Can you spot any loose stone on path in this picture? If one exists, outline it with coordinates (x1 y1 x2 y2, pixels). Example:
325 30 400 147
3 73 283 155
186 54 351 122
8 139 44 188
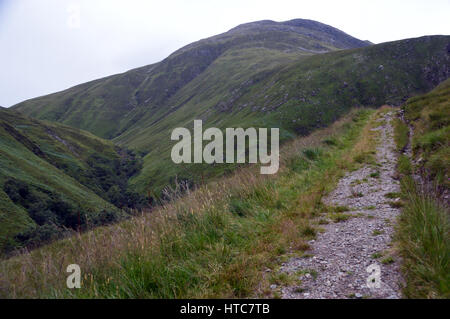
281 112 403 299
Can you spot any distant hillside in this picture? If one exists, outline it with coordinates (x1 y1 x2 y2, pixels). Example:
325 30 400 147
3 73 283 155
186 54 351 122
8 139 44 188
118 35 449 194
0 108 147 254
11 20 450 195
13 19 369 139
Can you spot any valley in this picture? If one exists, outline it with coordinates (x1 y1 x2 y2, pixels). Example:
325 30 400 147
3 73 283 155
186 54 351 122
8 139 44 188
0 18 448 299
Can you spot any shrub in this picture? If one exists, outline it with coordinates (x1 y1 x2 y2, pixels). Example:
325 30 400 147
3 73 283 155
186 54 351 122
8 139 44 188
229 197 253 217
15 223 69 249
85 149 147 209
302 148 322 161
397 155 412 176
414 127 448 153
287 157 309 173
322 137 338 146
393 118 409 152
299 222 317 238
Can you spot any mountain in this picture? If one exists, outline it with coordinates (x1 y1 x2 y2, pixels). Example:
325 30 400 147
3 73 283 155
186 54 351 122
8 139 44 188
11 20 450 195
0 108 147 254
13 19 369 139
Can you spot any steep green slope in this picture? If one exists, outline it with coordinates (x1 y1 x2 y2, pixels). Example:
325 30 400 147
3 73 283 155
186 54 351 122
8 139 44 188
13 19 370 139
11 21 450 196
393 80 449 298
403 78 450 189
116 36 449 194
0 108 145 254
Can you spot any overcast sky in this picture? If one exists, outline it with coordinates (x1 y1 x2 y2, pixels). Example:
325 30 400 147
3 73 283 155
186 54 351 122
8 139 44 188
1 0 449 107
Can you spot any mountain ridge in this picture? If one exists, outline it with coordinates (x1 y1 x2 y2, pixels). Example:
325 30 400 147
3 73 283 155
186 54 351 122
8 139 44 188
228 18 371 48
10 21 450 196
12 19 370 139
111 35 449 194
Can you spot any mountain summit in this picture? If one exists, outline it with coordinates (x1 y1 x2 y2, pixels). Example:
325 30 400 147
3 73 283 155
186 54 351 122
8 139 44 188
227 19 370 49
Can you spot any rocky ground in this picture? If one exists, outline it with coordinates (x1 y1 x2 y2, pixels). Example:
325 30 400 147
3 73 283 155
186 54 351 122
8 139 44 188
280 112 403 299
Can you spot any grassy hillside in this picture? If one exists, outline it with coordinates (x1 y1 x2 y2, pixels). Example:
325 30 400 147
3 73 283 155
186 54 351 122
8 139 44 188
393 81 449 298
13 19 369 139
404 78 450 188
0 108 382 298
0 108 146 255
118 36 450 195
11 22 450 197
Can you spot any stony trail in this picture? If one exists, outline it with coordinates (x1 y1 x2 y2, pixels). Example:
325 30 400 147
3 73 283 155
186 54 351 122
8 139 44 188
280 112 403 299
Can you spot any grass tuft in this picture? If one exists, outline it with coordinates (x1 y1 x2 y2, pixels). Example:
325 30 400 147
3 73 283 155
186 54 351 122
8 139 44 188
397 179 449 299
393 118 409 152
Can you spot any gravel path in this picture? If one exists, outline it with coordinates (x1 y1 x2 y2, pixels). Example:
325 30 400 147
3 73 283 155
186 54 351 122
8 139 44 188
280 112 403 299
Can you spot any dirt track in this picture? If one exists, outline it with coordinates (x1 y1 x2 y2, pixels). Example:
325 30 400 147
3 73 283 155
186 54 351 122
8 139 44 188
281 112 403 299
